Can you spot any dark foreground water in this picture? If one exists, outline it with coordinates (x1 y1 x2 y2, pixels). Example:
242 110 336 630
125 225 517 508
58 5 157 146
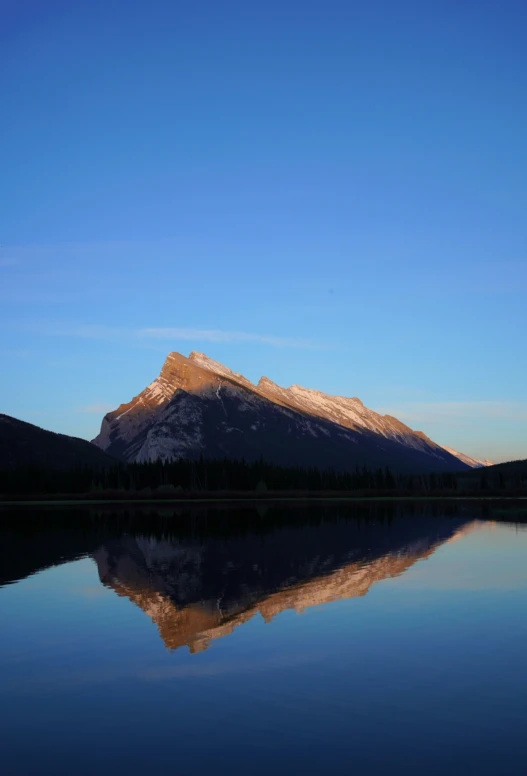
1 501 527 775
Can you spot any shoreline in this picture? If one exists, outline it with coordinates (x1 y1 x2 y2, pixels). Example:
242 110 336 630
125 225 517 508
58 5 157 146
2 493 527 507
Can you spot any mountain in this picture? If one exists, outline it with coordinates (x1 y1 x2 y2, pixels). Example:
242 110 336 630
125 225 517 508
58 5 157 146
0 413 115 470
441 446 493 469
92 351 474 474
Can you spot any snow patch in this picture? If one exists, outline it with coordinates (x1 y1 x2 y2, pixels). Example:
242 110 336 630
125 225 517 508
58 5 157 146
442 446 493 468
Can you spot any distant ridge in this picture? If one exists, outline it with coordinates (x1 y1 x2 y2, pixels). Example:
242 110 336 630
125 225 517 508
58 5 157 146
93 351 480 474
458 457 527 483
0 414 115 470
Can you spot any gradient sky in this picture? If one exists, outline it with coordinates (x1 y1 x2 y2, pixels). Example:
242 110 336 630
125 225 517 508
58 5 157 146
1 0 526 462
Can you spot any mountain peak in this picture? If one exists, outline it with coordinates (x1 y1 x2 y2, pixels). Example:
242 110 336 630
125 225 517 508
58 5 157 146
188 351 228 372
257 376 278 388
93 350 486 473
188 350 208 362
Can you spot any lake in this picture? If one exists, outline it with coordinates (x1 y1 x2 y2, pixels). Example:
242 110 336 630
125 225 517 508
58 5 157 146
1 500 527 775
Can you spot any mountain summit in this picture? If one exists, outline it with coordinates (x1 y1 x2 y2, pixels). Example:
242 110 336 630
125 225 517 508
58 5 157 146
92 351 480 473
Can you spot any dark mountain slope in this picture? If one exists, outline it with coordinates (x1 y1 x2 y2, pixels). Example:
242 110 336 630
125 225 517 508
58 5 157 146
0 414 116 470
457 457 527 488
93 351 471 474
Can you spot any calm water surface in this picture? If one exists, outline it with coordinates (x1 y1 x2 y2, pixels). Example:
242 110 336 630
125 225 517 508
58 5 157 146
1 502 527 775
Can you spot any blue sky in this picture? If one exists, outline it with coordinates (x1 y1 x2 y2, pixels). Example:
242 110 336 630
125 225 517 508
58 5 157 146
1 0 526 462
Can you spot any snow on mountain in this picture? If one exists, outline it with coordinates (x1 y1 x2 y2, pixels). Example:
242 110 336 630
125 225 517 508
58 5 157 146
441 446 493 469
92 351 482 473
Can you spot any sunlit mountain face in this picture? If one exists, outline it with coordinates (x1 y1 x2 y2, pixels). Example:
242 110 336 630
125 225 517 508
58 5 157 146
92 351 479 474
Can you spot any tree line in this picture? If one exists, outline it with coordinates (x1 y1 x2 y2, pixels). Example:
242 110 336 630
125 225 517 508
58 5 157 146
1 455 524 499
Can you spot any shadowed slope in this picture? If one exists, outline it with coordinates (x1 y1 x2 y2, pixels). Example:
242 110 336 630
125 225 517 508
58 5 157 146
0 414 115 470
93 351 471 474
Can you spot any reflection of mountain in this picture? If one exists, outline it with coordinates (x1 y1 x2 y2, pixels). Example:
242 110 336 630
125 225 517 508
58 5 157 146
94 516 476 653
0 527 103 588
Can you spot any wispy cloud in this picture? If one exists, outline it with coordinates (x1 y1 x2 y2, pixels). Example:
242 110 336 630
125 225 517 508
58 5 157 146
376 401 527 424
140 327 323 349
24 323 328 350
77 402 115 414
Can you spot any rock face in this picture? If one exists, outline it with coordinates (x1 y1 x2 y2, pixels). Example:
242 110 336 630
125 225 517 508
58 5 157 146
94 515 478 653
93 351 473 473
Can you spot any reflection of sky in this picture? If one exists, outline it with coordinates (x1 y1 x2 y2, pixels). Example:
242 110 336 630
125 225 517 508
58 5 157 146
392 523 527 591
3 524 527 673
2 523 527 774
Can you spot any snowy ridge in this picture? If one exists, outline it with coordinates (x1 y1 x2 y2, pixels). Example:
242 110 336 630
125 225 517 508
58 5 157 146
92 350 487 472
255 381 447 459
441 446 493 469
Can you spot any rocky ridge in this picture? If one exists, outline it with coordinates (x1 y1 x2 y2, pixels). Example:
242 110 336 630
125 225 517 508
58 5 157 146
93 351 483 473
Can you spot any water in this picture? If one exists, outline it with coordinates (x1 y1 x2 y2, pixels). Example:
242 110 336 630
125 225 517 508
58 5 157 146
1 501 527 775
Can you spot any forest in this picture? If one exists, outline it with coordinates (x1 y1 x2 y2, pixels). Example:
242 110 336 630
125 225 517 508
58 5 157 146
1 455 526 500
